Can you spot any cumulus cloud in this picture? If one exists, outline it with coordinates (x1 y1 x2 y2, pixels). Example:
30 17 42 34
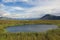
0 0 60 18
11 7 25 10
0 4 40 18
2 0 29 2
0 4 43 18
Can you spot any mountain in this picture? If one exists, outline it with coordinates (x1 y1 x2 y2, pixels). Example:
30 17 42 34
0 14 60 20
0 17 40 20
40 14 60 20
0 17 13 20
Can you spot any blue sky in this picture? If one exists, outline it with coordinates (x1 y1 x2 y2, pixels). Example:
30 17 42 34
0 0 60 18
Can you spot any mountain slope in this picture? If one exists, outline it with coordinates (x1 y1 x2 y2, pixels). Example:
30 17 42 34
40 14 60 20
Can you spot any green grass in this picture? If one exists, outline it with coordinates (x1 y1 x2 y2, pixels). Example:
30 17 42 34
0 20 60 40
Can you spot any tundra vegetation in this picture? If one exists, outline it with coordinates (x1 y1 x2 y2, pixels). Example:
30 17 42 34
0 20 60 40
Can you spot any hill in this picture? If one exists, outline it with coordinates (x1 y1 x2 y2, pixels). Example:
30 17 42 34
40 14 60 20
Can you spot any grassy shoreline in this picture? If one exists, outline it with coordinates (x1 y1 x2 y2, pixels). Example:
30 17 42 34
0 20 60 40
0 20 60 32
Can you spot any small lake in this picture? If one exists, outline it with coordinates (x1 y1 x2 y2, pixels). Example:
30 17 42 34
6 25 57 32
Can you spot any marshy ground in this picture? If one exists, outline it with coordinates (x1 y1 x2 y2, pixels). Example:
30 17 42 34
0 20 60 40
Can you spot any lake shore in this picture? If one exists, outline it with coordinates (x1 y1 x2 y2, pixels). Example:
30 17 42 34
0 20 60 40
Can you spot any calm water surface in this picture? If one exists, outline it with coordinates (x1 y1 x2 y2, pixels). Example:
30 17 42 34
6 25 57 32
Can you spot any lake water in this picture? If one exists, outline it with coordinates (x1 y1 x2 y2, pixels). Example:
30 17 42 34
6 25 57 32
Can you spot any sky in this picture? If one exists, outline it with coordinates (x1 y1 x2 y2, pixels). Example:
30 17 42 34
0 0 60 18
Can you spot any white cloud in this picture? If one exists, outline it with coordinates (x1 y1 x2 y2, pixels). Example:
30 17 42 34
0 9 10 17
25 0 60 15
1 0 60 18
8 13 38 18
2 0 29 2
0 4 42 18
18 0 29 2
2 0 16 2
11 7 25 10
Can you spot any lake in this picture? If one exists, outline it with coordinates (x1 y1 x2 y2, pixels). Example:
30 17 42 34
6 24 57 32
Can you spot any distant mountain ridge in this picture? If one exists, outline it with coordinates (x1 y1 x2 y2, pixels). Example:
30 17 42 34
0 14 60 20
40 14 60 20
0 17 13 20
0 17 40 20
